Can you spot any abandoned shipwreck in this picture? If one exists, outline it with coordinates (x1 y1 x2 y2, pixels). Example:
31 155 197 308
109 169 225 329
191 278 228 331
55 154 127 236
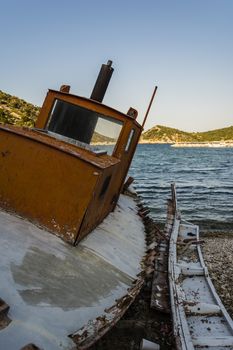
1 60 233 350
0 61 158 349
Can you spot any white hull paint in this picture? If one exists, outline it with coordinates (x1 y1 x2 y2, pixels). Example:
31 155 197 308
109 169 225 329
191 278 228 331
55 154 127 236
168 194 233 349
0 194 145 350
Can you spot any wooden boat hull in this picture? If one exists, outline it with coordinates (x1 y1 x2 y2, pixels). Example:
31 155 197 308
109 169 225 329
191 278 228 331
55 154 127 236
168 185 233 350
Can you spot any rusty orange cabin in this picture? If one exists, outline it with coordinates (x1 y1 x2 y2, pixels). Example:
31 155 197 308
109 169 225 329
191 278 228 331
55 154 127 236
0 61 145 244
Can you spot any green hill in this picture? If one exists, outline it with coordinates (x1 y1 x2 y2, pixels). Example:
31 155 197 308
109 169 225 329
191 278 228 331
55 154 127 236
0 90 40 127
141 125 197 143
91 132 115 144
195 126 233 141
141 125 233 143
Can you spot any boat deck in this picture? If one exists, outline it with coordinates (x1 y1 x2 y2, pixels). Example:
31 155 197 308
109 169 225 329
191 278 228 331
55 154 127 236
0 195 145 350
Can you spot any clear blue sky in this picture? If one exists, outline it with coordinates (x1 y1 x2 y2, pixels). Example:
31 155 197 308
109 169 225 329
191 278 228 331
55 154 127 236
1 0 233 131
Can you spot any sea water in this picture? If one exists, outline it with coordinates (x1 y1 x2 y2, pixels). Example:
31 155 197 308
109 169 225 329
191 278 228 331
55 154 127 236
129 144 233 229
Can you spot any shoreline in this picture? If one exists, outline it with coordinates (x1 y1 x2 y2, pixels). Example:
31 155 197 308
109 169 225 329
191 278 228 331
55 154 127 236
171 141 233 148
139 141 233 147
202 233 233 318
156 220 233 233
92 140 233 147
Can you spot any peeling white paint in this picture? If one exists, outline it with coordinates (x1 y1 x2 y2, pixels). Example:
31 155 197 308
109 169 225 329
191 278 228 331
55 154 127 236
169 218 233 350
0 194 145 350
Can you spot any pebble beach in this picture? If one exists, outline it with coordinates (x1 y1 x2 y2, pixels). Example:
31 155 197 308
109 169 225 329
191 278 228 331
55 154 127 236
202 233 233 318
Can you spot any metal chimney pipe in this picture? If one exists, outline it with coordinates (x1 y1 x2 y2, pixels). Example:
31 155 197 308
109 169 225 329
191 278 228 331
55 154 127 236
90 60 114 102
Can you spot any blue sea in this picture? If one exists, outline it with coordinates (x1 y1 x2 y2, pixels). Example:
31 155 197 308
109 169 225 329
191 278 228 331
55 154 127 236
129 144 233 229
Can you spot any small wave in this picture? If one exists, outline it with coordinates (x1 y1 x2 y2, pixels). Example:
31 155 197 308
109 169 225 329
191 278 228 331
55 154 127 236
130 144 233 224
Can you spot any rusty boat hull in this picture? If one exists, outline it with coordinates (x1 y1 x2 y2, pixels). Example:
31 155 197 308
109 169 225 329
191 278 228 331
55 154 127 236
0 61 156 349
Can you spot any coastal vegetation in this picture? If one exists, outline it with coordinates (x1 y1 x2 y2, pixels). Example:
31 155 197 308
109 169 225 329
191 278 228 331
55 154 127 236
0 90 39 127
91 132 115 144
141 125 233 143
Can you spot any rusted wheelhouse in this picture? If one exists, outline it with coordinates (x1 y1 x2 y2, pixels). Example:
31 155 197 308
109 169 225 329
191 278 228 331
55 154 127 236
0 62 158 350
0 61 143 244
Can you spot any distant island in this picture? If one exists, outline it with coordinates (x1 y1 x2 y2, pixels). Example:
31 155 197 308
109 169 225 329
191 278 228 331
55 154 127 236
1 90 233 146
91 132 115 144
140 125 233 145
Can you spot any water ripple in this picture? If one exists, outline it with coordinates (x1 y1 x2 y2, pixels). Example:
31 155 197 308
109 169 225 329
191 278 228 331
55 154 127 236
129 144 233 225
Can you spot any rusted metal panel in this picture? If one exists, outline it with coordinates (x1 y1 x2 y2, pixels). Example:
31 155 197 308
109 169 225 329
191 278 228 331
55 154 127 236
28 87 143 244
0 77 143 246
0 122 143 244
112 123 142 200
0 127 102 243
76 163 121 242
0 124 119 169
75 121 142 242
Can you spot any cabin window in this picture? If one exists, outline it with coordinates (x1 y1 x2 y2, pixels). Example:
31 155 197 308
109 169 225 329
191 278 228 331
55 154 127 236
125 129 135 152
46 99 123 155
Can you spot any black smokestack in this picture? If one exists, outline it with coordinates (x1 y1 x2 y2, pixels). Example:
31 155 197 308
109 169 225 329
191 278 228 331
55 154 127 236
90 60 114 102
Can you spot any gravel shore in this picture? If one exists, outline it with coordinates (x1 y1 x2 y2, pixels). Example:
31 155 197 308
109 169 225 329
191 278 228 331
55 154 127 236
89 231 233 349
202 233 233 318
